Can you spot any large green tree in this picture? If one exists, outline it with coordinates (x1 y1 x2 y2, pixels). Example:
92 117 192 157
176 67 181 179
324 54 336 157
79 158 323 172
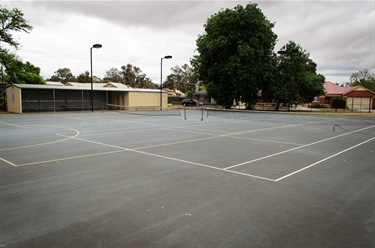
265 41 325 110
192 3 277 109
349 69 375 92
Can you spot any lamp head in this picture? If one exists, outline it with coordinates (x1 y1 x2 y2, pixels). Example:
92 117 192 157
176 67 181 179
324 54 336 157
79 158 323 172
92 44 102 49
163 55 172 59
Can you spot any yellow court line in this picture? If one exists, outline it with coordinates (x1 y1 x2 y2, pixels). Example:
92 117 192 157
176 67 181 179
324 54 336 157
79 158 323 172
0 126 80 151
0 157 17 167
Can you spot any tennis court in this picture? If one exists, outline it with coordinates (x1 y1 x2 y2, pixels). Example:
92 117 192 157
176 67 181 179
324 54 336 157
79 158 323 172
1 110 374 247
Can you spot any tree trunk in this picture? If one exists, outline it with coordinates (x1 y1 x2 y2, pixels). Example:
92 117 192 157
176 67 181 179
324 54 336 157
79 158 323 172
275 101 280 111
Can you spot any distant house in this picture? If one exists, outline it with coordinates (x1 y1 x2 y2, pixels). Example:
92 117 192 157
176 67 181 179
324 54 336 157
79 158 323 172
193 89 215 104
164 88 186 97
319 81 375 112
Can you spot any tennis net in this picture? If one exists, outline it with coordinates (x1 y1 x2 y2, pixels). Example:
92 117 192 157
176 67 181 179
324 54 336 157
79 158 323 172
104 104 181 116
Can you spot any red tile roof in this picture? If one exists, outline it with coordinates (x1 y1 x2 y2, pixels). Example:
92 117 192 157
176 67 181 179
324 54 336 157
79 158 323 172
324 81 355 96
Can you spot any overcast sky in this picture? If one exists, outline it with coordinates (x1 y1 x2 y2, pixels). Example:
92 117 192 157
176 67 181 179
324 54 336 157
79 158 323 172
3 0 374 85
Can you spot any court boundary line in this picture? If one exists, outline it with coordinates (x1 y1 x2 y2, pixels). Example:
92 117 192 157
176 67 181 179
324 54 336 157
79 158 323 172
2 121 306 170
274 137 375 181
54 134 276 182
224 125 375 170
2 118 373 183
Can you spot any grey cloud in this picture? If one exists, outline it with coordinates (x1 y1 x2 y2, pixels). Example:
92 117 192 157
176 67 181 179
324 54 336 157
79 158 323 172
31 1 215 28
6 0 375 84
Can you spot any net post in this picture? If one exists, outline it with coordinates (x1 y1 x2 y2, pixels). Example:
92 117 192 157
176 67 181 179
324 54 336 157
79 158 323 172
184 106 187 120
201 107 204 121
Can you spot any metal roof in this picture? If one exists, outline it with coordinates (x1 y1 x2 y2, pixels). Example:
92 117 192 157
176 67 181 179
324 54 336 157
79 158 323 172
9 84 163 93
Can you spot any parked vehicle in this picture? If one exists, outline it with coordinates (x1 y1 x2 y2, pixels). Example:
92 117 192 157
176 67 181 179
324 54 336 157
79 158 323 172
181 99 202 107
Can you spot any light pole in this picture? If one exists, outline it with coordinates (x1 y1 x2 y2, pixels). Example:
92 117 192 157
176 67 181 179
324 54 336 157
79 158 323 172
277 48 298 111
160 55 172 110
90 43 102 112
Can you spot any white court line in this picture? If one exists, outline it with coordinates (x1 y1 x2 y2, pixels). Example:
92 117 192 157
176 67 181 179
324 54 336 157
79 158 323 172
0 121 26 128
223 135 304 146
57 134 276 182
224 125 375 170
56 125 374 183
169 127 304 146
275 137 375 181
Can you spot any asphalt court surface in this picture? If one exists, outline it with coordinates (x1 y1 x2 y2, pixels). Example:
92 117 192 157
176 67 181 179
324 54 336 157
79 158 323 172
0 110 374 247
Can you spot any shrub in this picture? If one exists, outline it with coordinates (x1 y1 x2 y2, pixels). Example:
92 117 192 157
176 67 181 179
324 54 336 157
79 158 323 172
311 103 327 108
331 98 347 109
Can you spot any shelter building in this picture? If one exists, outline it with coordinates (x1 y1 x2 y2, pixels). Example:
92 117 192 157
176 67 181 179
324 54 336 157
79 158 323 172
6 83 167 114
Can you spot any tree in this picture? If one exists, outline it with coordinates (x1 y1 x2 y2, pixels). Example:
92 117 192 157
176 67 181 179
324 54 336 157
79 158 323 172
1 6 42 110
1 6 40 85
299 72 325 103
1 6 33 49
121 64 140 87
103 64 155 88
165 64 198 94
48 68 76 84
77 71 90 83
120 64 155 88
0 50 44 85
265 41 325 110
103 67 122 83
349 69 375 92
192 3 277 109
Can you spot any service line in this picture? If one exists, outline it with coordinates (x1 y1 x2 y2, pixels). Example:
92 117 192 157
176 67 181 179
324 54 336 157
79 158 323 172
224 125 375 170
274 137 375 181
58 134 276 182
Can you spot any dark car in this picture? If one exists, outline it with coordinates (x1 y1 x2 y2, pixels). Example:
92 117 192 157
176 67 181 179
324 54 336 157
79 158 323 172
181 99 202 107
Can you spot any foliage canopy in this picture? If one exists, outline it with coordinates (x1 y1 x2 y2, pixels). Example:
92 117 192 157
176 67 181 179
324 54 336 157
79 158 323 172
264 41 325 110
1 7 33 49
192 3 277 109
164 64 198 94
349 69 375 92
0 6 44 85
